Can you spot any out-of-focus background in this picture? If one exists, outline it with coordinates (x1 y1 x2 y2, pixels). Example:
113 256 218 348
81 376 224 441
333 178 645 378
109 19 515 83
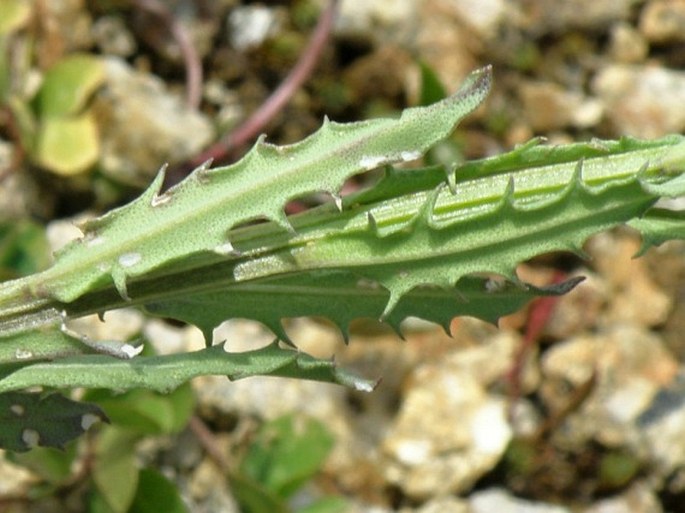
1 1 685 512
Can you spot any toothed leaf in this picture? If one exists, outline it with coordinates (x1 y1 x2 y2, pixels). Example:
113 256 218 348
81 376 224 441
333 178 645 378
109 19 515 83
0 342 375 394
629 208 685 256
145 273 584 342
27 67 492 303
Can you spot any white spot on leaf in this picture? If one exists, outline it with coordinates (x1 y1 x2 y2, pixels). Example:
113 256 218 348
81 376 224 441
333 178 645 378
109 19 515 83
400 150 422 162
10 404 24 416
86 235 105 247
118 252 142 268
81 413 101 430
22 429 40 448
353 380 376 393
121 343 143 359
214 241 237 256
15 349 33 360
360 155 386 170
151 193 171 207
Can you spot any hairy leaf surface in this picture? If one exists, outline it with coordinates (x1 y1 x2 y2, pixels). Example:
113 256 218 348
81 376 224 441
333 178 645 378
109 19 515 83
21 67 491 303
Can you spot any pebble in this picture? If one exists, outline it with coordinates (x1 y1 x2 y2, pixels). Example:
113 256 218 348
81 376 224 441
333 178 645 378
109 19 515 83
518 80 603 131
335 0 419 44
592 64 685 138
92 57 214 186
381 334 517 499
228 5 284 51
583 481 663 513
639 0 685 43
586 232 672 328
541 324 679 448
518 0 634 34
470 488 571 513
608 23 649 63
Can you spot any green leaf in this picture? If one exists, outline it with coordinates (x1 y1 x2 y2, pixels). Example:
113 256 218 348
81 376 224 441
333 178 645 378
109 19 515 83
129 468 188 513
229 471 288 513
84 382 194 435
0 342 376 394
36 54 105 117
240 415 334 498
227 138 685 316
298 497 349 513
27 67 492 302
0 391 108 452
629 208 685 256
8 444 78 484
0 327 89 364
0 220 51 278
146 273 583 342
35 112 100 175
92 426 139 513
418 61 447 106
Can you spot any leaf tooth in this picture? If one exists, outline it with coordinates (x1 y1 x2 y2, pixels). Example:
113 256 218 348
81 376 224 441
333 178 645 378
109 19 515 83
140 163 168 203
444 162 457 194
420 184 444 230
513 136 547 153
110 268 130 301
213 240 241 257
367 211 379 234
267 320 294 347
380 275 417 320
266 208 295 234
503 175 516 206
189 158 214 183
149 164 174 207
328 191 343 212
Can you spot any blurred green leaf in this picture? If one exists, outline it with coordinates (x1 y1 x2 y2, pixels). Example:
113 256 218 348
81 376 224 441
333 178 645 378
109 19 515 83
36 54 105 117
229 471 288 513
0 0 31 35
240 415 334 499
0 392 108 452
35 111 100 175
92 426 139 513
418 60 447 106
0 220 51 278
298 496 348 513
8 444 77 484
84 382 195 436
129 468 188 513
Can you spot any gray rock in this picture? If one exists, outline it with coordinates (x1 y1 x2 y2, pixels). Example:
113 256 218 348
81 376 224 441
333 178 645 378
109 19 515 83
541 324 678 448
92 57 214 186
228 5 285 51
638 371 685 485
592 64 685 138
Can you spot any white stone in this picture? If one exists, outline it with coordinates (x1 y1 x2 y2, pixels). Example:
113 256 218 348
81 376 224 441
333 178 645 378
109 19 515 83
470 488 571 513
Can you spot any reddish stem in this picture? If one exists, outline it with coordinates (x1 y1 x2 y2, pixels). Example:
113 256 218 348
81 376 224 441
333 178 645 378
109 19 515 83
134 0 203 109
185 0 339 171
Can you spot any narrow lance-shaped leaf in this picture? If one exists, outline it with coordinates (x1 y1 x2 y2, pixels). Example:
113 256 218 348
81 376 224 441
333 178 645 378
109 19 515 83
0 342 376 394
229 136 685 315
9 67 491 304
145 272 584 343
